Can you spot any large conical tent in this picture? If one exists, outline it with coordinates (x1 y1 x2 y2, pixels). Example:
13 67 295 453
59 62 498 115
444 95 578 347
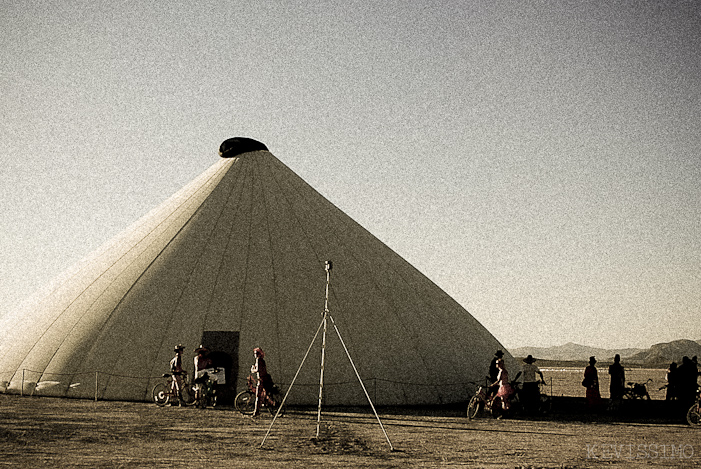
0 139 512 405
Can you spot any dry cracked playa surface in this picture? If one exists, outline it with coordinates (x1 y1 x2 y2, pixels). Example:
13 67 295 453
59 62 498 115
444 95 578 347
0 395 698 468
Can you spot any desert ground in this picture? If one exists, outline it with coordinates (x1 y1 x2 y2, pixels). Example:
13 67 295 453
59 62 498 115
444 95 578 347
1 392 698 468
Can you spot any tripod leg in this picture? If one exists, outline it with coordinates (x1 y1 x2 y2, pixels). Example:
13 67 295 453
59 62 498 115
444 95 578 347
329 314 395 451
260 316 325 448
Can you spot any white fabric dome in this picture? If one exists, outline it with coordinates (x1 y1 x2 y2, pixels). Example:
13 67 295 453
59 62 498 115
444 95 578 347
0 148 511 404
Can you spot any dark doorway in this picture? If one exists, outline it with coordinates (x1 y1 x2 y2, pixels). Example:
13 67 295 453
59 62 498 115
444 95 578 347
200 331 239 404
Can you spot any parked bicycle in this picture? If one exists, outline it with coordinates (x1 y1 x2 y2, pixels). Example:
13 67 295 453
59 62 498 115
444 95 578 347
152 372 196 407
467 382 494 419
193 370 219 409
512 380 552 415
623 379 652 400
234 374 284 416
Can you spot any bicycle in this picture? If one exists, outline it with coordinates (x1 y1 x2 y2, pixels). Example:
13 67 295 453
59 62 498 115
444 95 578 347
193 370 219 409
622 379 652 400
152 372 196 407
234 374 284 416
513 380 551 415
466 383 492 419
467 377 511 419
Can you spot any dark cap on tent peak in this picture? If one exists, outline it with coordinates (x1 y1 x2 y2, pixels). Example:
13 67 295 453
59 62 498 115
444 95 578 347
219 137 268 157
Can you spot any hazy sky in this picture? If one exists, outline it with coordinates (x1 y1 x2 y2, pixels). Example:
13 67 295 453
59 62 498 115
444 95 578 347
2 1 699 349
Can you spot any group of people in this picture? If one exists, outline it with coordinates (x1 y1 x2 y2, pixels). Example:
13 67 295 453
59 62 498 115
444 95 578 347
664 356 700 406
582 354 700 411
487 350 545 415
486 349 701 417
168 344 274 416
168 344 214 405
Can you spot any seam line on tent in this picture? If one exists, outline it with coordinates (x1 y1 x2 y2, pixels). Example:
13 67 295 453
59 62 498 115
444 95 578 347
60 159 235 395
146 156 247 391
198 153 250 334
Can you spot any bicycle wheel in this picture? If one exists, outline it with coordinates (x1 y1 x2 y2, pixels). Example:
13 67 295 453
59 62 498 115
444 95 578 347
467 396 482 419
152 383 169 407
490 397 504 419
687 404 701 427
193 389 205 409
267 397 286 417
235 390 255 415
181 384 196 406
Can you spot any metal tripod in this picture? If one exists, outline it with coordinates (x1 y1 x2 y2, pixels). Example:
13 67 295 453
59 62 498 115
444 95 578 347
260 261 394 450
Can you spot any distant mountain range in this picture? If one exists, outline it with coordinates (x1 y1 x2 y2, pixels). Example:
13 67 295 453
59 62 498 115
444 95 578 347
509 339 701 366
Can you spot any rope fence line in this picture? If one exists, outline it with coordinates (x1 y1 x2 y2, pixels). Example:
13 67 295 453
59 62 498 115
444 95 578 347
3 368 665 401
0 368 479 403
0 369 624 401
0 369 477 387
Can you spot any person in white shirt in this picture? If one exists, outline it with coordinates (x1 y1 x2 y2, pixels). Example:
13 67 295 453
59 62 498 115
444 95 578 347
521 355 544 413
169 344 186 405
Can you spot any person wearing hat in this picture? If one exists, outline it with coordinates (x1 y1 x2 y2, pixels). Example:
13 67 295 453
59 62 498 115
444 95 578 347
194 345 213 381
583 356 602 411
193 345 213 403
488 350 505 398
521 355 545 413
169 344 187 405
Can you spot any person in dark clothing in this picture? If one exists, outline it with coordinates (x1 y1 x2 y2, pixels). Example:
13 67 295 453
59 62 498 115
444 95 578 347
488 350 504 398
608 354 625 400
583 356 602 411
678 356 699 407
664 362 678 401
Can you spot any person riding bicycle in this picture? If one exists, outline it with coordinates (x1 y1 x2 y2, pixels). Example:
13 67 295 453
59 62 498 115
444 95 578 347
169 344 187 405
251 347 275 417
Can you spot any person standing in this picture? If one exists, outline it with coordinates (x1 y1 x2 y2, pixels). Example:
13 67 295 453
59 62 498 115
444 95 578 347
488 350 504 397
251 347 274 417
193 345 213 402
521 355 544 413
491 358 514 413
677 356 698 407
664 362 678 401
583 356 602 411
608 354 626 401
194 345 213 381
169 344 186 405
